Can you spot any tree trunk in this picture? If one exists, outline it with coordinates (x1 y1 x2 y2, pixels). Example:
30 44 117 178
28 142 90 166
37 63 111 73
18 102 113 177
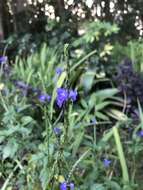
103 0 112 21
0 4 4 40
52 0 66 22
1 0 14 38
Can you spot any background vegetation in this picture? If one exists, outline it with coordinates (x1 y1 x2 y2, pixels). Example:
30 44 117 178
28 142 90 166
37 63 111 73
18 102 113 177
0 0 143 190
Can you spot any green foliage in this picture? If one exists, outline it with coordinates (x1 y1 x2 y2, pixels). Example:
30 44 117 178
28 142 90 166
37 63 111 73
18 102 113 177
71 21 118 80
112 40 143 72
75 21 119 45
0 24 143 190
1 0 142 42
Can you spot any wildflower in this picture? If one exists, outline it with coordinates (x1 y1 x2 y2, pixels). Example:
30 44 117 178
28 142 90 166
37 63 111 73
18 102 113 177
90 118 96 125
103 158 111 167
0 56 7 64
56 88 78 108
53 127 61 136
137 130 143 137
56 67 63 76
69 182 75 190
60 182 67 190
38 93 51 103
56 88 68 108
69 90 77 102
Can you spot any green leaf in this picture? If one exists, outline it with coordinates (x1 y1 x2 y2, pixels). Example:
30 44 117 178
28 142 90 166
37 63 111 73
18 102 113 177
3 141 19 159
137 99 143 129
72 132 84 156
21 116 34 126
107 109 127 121
40 167 49 190
96 101 111 111
96 111 109 120
90 184 105 190
113 125 129 183
95 88 119 101
80 99 88 108
40 43 47 69
105 180 121 190
81 71 95 92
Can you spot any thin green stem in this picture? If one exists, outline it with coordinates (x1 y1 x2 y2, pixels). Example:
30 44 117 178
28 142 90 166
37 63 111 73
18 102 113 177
44 106 50 163
67 149 90 182
93 124 96 147
1 159 24 190
0 92 8 112
64 44 70 143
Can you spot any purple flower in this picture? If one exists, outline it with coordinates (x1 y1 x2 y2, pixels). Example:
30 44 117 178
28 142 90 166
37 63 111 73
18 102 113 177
53 127 61 136
38 93 51 103
69 182 75 190
56 88 68 108
0 56 7 64
137 130 143 137
103 159 111 167
56 67 63 76
60 182 67 190
69 90 77 102
56 88 78 108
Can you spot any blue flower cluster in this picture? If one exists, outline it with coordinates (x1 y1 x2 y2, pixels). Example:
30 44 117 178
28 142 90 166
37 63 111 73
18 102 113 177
56 67 64 76
0 56 7 64
38 93 51 103
103 158 111 167
14 80 51 103
137 130 143 137
60 182 74 190
56 88 68 108
53 127 62 136
56 88 77 108
14 80 77 108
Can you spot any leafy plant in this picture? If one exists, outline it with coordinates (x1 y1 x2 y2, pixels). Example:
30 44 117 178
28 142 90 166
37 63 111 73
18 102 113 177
0 29 143 190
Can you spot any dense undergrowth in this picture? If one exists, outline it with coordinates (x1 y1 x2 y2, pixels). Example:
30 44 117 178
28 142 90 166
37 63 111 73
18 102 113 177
0 21 143 190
